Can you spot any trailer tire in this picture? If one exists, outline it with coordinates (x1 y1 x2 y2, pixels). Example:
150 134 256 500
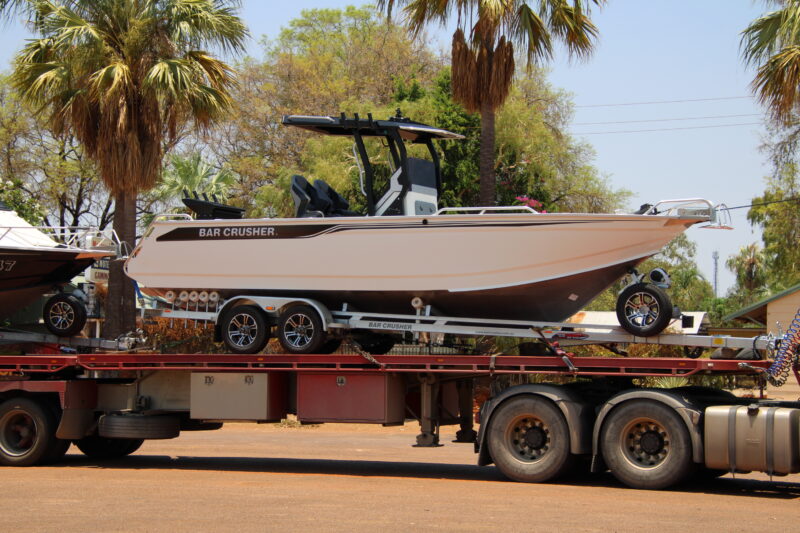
0 398 59 466
75 435 144 459
277 304 326 354
487 396 573 483
98 414 180 440
42 401 71 463
220 305 269 354
43 293 87 337
616 283 672 337
601 400 695 489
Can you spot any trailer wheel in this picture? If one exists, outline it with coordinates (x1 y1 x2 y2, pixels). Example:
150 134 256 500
99 414 180 440
0 398 59 466
487 396 573 483
277 304 326 354
601 400 694 489
616 283 672 337
43 293 87 337
220 305 269 354
75 435 144 459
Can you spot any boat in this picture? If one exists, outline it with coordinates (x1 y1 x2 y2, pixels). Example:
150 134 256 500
125 113 724 337
0 202 116 335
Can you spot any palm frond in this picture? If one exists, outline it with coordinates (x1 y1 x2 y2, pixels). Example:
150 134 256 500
752 44 800 123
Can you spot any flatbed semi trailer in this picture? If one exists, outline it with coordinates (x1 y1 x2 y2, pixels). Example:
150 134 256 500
0 351 798 490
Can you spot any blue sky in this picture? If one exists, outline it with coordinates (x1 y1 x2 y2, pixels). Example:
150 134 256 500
0 1 774 294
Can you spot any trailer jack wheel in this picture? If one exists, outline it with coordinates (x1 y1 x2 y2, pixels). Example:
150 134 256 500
616 283 672 337
487 396 573 483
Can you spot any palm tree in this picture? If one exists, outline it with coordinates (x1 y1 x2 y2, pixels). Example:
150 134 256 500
742 1 800 124
156 153 236 204
379 0 604 205
727 243 768 296
1 0 246 335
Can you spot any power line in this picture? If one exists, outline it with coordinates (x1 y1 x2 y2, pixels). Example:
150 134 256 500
576 96 753 108
573 113 761 126
571 122 762 135
722 197 800 211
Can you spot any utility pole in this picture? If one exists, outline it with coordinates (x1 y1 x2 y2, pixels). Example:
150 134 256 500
712 250 719 297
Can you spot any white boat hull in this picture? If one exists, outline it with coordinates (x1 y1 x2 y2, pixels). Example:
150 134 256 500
126 213 700 321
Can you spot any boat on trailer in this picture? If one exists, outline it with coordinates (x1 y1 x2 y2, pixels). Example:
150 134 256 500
125 113 728 352
0 202 117 336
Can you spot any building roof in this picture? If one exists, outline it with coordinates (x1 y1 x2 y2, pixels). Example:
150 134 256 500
723 282 800 325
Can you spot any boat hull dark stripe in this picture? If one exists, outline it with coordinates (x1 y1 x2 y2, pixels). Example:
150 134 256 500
155 219 593 242
169 260 642 322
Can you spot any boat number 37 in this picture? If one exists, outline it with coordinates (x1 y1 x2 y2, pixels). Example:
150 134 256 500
0 260 16 272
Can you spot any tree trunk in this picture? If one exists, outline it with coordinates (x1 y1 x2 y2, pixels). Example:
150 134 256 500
478 102 496 206
103 190 137 338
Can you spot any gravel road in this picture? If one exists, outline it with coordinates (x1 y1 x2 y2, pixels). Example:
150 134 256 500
3 421 799 533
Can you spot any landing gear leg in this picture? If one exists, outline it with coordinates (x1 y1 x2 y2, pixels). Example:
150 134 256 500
455 379 477 443
414 374 441 447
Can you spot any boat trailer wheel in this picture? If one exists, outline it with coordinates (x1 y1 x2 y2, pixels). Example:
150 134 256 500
615 283 672 337
220 305 269 354
278 304 326 354
42 293 88 337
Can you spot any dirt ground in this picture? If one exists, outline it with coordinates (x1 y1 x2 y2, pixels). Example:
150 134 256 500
3 420 799 533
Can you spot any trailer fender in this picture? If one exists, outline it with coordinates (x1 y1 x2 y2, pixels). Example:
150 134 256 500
217 296 333 332
476 384 594 466
591 389 704 470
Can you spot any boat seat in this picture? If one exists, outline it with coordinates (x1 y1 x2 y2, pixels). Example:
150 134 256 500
291 175 329 218
313 179 360 217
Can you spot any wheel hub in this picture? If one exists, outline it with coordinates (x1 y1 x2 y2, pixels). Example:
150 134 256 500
509 416 550 462
639 431 664 455
228 313 257 347
523 427 547 449
621 418 670 468
0 411 36 457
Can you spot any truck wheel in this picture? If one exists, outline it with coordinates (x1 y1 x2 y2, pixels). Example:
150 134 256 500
42 401 71 463
616 283 672 337
0 398 59 466
99 414 180 440
277 304 326 354
43 293 87 337
487 396 573 483
75 435 144 459
601 400 695 489
220 305 269 354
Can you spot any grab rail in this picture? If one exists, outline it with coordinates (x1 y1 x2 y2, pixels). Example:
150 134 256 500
435 206 538 215
0 225 118 253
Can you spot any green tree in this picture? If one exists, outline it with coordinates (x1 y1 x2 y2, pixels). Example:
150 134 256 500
747 166 800 289
379 0 604 205
2 0 247 335
725 243 769 309
742 0 800 124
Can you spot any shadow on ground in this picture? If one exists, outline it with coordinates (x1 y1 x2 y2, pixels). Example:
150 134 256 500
48 454 800 498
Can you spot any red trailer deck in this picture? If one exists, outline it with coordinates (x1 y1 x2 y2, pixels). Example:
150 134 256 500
0 350 797 490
